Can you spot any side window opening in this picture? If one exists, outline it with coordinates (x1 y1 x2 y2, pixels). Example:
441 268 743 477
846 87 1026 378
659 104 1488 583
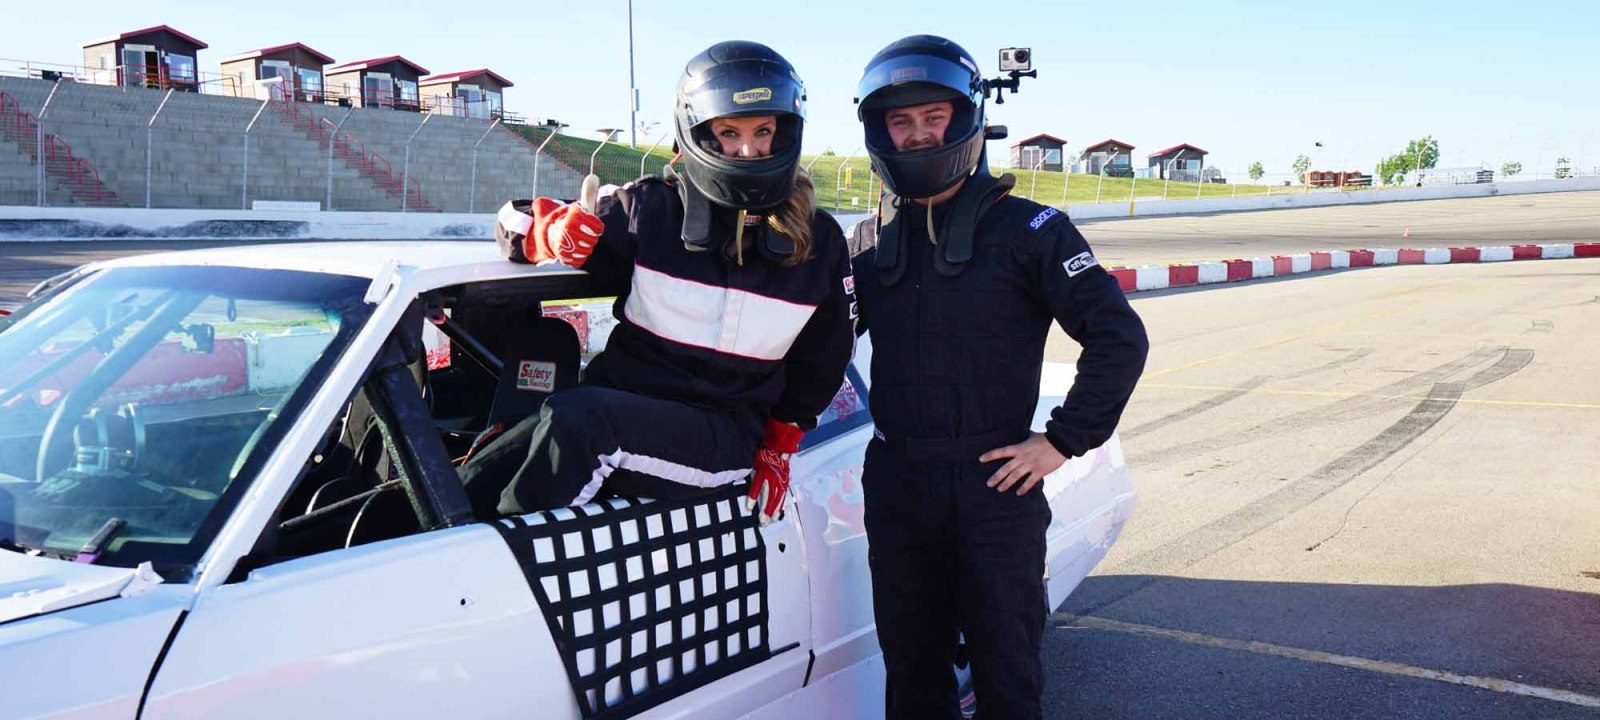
242 278 611 571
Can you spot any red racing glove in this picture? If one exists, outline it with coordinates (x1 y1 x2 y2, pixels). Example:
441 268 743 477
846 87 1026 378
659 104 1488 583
748 418 804 527
495 197 603 268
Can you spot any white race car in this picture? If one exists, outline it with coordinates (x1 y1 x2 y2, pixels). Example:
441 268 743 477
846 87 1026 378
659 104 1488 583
0 242 1136 720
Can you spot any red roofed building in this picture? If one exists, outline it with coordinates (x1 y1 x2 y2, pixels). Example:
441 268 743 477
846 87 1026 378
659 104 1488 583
219 42 336 102
420 69 513 119
80 25 208 91
1083 139 1135 177
1147 143 1209 181
325 56 431 111
1009 133 1068 171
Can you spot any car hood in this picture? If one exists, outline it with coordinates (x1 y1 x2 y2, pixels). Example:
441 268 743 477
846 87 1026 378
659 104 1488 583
0 551 165 625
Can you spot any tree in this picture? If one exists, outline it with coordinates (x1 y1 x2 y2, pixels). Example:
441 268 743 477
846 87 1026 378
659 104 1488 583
1374 136 1442 185
1292 154 1312 183
1500 161 1522 178
1248 161 1265 182
1376 155 1407 185
821 148 837 157
1405 136 1441 170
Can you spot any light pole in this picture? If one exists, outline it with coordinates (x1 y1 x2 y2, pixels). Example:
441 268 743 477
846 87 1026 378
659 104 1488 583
1338 142 1360 190
1162 148 1187 200
1305 141 1323 195
628 0 638 148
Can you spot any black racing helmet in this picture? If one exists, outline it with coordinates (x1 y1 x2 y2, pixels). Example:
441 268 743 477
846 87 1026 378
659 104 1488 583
673 41 806 211
855 35 987 199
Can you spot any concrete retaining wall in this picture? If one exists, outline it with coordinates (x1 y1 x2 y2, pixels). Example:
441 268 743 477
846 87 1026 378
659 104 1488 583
3 179 1597 242
0 205 492 240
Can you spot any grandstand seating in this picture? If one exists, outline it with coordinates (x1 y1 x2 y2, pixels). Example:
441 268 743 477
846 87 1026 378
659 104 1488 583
0 75 585 212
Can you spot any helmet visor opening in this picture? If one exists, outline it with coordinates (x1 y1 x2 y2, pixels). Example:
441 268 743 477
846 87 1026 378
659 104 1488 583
856 54 982 113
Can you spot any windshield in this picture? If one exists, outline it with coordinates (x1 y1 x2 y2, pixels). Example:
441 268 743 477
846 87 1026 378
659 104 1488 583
0 265 372 578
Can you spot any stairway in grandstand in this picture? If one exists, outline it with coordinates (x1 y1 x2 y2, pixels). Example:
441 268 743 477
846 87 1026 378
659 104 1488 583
269 100 440 212
0 89 126 207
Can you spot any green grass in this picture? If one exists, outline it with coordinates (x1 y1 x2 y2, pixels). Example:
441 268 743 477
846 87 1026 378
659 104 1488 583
801 154 1395 214
508 126 679 187
495 130 1393 216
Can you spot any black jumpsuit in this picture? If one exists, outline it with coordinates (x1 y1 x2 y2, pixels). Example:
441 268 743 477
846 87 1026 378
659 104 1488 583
852 196 1148 720
461 178 856 517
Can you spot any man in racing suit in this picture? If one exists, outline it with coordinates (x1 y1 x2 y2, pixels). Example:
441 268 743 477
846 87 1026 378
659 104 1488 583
850 35 1149 719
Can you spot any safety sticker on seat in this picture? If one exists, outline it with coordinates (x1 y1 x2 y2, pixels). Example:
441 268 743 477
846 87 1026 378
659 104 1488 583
517 360 557 393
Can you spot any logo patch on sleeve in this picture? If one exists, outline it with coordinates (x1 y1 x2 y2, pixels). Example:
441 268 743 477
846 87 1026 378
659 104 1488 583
517 360 557 393
1064 251 1099 277
1029 207 1060 230
843 275 856 294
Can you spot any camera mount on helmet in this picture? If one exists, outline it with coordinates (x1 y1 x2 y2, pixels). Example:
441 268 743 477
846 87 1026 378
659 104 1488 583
985 68 1038 105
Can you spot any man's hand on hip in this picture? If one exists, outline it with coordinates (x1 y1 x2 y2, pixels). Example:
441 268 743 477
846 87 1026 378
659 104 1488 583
980 432 1067 496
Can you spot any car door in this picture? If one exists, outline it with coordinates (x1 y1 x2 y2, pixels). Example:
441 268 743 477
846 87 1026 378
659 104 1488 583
148 286 815 720
141 522 562 720
142 309 564 720
789 358 878 684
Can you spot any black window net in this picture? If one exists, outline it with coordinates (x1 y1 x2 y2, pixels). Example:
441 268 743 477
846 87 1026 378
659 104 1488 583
492 483 777 718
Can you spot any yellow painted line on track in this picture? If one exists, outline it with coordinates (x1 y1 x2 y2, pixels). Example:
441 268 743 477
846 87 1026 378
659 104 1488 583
1060 615 1600 709
1139 382 1600 411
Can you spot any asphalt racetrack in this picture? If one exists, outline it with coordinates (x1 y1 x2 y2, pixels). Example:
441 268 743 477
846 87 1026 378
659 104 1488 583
1040 200 1600 717
3 191 1597 307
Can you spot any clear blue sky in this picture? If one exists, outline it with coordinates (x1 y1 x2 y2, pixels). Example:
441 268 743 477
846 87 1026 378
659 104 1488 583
8 0 1598 177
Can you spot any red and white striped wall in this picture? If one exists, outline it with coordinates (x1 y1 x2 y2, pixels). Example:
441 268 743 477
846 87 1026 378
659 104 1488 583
1105 242 1600 293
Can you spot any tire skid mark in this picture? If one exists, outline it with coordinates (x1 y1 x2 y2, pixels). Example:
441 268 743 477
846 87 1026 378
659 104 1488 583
1129 347 1503 466
1277 347 1376 382
1123 348 1377 443
1464 349 1534 391
1075 348 1536 616
1126 376 1270 440
1069 382 1468 617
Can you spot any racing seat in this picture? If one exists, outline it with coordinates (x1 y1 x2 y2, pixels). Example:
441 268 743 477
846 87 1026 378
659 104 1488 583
461 316 582 458
484 316 581 433
458 316 581 518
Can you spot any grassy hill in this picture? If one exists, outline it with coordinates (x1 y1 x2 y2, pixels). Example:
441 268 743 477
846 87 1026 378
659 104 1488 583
799 154 1374 213
507 126 679 186
499 127 1374 214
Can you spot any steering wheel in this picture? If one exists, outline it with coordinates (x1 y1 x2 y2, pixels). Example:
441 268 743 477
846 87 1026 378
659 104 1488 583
36 402 144 482
37 395 84 483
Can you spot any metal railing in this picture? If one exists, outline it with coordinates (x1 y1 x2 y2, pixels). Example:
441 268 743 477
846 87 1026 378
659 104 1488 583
0 87 117 206
2 55 1594 215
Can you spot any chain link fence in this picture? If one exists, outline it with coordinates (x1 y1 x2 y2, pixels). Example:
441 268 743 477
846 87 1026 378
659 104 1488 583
809 157 1600 218
1 65 1595 217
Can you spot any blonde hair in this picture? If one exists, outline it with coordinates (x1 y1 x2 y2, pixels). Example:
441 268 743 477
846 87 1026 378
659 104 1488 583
767 169 815 267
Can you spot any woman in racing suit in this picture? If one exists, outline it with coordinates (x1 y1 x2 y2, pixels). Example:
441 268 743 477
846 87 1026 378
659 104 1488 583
460 41 855 526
